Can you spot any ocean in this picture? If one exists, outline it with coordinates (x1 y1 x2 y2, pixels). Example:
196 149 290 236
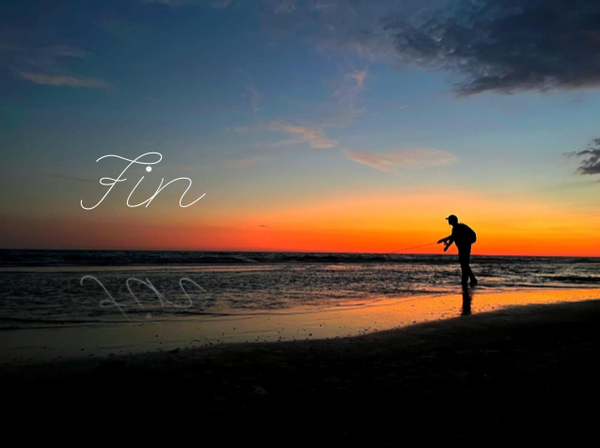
2 249 600 331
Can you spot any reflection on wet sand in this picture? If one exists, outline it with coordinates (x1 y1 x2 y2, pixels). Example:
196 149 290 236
462 286 474 316
2 288 599 364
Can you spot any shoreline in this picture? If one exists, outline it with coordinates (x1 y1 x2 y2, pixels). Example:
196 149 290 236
3 298 600 445
3 287 600 364
3 252 600 272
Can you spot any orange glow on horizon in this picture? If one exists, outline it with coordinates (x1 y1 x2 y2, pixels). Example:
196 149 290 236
3 188 600 257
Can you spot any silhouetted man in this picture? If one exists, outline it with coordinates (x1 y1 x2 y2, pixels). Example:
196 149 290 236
438 215 478 288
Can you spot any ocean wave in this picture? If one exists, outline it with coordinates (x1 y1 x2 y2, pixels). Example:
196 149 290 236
3 249 600 268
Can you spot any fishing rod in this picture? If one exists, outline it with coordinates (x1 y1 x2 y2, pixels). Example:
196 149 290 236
387 242 439 254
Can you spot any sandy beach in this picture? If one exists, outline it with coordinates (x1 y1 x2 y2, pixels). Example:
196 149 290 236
4 294 600 447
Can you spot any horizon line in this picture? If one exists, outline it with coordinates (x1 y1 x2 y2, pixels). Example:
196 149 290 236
1 247 599 259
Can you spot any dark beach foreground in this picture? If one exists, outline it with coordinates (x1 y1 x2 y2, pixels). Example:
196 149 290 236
4 299 600 447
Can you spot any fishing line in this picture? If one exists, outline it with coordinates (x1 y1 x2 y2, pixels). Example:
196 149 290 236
388 242 439 254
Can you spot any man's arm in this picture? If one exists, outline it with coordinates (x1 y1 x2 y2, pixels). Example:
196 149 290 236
443 238 454 252
438 231 455 251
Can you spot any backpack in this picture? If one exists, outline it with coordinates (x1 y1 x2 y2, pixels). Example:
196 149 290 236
466 225 477 244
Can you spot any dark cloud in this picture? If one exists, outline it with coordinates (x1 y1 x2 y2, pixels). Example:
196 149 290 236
384 0 600 95
568 138 600 175
271 0 600 96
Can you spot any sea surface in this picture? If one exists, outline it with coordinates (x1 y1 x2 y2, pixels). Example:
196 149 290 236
1 250 600 331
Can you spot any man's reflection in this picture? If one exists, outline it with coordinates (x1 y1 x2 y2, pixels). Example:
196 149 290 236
461 285 475 316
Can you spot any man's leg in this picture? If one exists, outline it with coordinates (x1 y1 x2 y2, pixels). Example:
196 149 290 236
466 246 477 284
459 248 477 286
466 264 477 285
459 251 469 286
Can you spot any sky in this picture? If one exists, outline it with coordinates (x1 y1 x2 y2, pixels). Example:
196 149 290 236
2 0 600 256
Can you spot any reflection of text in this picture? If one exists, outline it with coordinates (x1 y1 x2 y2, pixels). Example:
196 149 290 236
80 275 206 321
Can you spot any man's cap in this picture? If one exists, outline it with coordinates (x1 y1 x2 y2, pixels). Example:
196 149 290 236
445 214 458 221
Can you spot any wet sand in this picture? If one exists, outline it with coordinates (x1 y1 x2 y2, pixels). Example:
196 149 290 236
3 287 600 363
3 295 600 447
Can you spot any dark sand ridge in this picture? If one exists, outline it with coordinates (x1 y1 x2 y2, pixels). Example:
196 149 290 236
3 294 600 446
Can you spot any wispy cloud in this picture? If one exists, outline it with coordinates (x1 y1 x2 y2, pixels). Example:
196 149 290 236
226 158 259 168
324 69 367 127
344 148 457 172
2 44 87 63
274 0 298 14
333 69 366 100
43 45 87 58
264 0 406 63
2 42 107 89
268 122 338 148
18 72 110 88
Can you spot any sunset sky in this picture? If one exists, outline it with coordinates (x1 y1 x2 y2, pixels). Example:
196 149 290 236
2 0 600 256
